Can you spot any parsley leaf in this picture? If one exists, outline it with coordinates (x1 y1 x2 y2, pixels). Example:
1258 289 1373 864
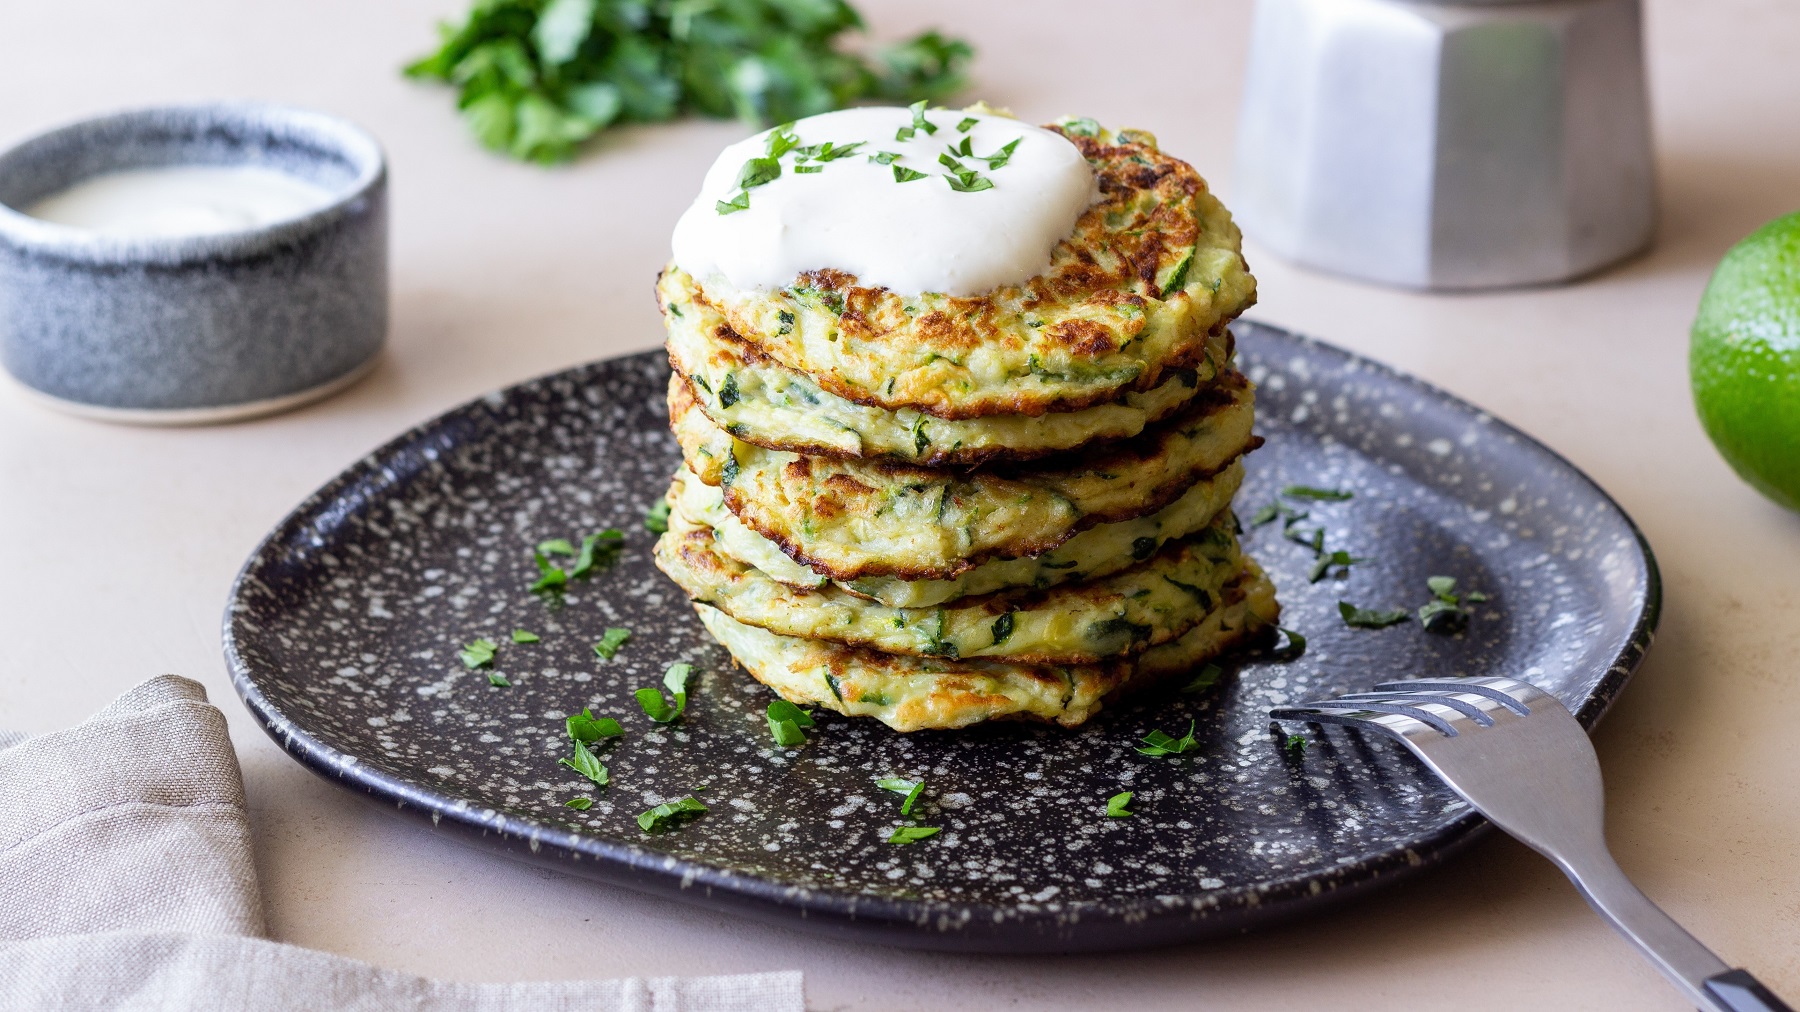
1285 733 1308 752
636 662 692 723
1282 485 1353 501
1180 662 1223 694
869 150 901 165
907 99 938 136
978 137 1021 169
566 707 623 743
716 191 750 215
944 172 994 193
735 156 781 190
876 777 925 816
487 672 512 687
638 796 707 833
1308 550 1367 583
1105 790 1134 818
886 826 941 844
767 699 814 746
511 628 540 643
1271 625 1307 659
1427 575 1459 600
1339 601 1410 628
1136 720 1199 757
459 638 499 668
956 116 977 132
559 738 609 786
644 497 670 534
530 551 569 593
893 165 926 183
569 529 623 578
593 627 632 659
564 796 593 810
537 538 577 556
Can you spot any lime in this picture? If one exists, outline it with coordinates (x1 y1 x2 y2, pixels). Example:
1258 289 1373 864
1690 210 1800 512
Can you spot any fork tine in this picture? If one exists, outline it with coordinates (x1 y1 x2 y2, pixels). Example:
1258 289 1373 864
1332 690 1497 726
1372 678 1534 715
1272 699 1459 736
1265 707 1428 737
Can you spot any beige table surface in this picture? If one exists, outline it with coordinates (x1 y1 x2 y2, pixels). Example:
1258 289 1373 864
2 1 1797 1008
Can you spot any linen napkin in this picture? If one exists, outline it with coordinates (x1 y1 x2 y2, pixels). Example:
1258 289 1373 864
0 675 804 1011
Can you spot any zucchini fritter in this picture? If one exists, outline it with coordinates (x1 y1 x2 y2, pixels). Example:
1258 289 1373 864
658 120 1255 420
692 558 1279 731
670 370 1258 581
664 279 1231 466
656 505 1246 665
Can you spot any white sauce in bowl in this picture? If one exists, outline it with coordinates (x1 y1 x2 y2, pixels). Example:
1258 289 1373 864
24 165 335 237
671 107 1098 297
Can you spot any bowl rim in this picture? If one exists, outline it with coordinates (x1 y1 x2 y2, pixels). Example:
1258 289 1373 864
0 100 386 267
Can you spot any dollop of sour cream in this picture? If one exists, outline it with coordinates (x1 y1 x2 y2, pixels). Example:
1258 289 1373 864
671 107 1098 297
24 164 335 238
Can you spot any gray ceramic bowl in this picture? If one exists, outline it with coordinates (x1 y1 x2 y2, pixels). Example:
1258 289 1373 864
0 103 387 424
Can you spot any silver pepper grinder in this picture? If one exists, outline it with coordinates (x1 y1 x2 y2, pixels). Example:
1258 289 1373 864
1232 0 1655 290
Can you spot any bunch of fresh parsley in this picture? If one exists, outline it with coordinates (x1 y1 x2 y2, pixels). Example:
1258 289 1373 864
404 0 974 163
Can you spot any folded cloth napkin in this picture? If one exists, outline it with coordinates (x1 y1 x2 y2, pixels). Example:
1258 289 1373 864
0 675 804 1011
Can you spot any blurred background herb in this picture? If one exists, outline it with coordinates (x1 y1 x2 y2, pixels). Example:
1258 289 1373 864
404 0 974 164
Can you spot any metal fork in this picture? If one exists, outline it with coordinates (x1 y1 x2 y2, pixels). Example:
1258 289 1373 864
1270 677 1791 1012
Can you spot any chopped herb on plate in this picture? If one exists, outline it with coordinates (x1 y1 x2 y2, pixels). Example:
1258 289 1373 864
644 497 671 534
1339 601 1410 629
876 777 925 816
559 738 609 787
1106 791 1134 818
638 796 707 833
487 672 512 687
592 627 631 659
636 662 692 723
1137 720 1199 757
1285 733 1308 752
1282 485 1354 502
510 629 540 643
886 826 940 845
1180 663 1224 694
459 638 498 668
1308 550 1367 583
566 708 623 743
1271 626 1308 659
564 797 593 810
767 699 814 746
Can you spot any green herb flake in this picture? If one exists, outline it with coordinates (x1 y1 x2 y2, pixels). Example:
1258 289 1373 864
1285 733 1308 752
1136 720 1199 757
636 662 692 723
736 156 782 190
529 551 569 593
487 671 512 687
980 137 1021 169
592 626 632 659
956 116 978 132
869 150 902 165
537 538 577 556
564 796 593 810
644 497 671 534
907 99 938 136
944 172 994 193
1308 550 1367 583
793 164 822 174
569 529 624 578
767 699 814 746
1339 601 1410 629
1180 662 1223 694
459 638 499 669
1063 117 1101 137
876 777 926 816
1427 575 1459 601
559 738 609 787
1272 626 1308 659
1419 599 1467 633
989 611 1015 647
716 192 750 215
511 628 540 644
1106 790 1134 818
637 796 707 833
886 826 941 845
566 708 624 742
1283 485 1353 502
893 165 927 183
1249 503 1281 526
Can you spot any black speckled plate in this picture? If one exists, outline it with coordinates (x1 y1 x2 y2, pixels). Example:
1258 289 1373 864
223 321 1658 952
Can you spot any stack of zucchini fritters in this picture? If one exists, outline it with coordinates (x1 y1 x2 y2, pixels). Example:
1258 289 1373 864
654 119 1279 732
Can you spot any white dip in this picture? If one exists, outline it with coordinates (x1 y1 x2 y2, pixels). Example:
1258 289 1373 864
25 164 335 237
671 107 1098 297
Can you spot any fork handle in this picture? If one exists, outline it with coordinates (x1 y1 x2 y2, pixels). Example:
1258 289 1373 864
1553 848 1793 1012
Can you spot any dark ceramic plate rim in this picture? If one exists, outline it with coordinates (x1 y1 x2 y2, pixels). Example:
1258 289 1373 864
223 322 1660 950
